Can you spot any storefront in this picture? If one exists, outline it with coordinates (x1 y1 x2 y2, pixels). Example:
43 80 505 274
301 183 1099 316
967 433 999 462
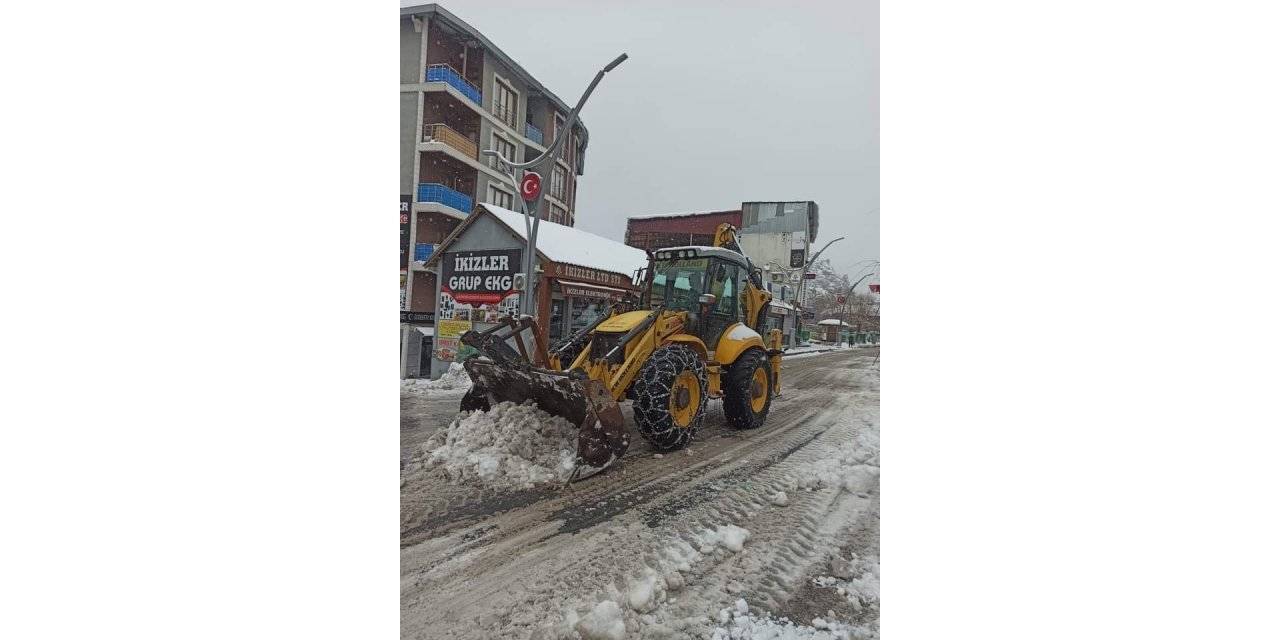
767 299 799 348
408 203 647 379
547 279 629 346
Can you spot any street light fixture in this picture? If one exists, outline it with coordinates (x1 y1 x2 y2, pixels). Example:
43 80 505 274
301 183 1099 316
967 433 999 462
482 52 629 316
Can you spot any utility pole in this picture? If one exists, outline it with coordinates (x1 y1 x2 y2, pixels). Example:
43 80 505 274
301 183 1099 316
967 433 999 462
482 53 628 317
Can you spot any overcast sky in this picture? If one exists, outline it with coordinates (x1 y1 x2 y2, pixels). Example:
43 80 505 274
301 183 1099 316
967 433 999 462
402 0 879 288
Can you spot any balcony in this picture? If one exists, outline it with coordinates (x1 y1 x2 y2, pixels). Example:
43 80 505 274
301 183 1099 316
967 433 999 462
414 243 437 262
425 64 481 106
417 183 473 214
421 123 477 160
524 121 544 145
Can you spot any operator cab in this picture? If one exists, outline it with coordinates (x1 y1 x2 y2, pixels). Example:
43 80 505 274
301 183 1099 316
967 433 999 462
649 246 753 347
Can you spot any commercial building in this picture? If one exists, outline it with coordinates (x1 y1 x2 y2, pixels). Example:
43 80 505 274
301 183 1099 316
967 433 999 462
400 4 591 367
624 210 743 252
406 204 648 379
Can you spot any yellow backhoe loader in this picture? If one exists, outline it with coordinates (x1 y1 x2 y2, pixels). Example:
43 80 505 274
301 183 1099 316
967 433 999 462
458 223 784 480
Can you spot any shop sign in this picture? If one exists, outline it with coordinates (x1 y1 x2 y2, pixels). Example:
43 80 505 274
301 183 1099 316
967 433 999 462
563 284 619 301
551 263 628 288
440 248 522 305
400 311 435 323
434 318 473 362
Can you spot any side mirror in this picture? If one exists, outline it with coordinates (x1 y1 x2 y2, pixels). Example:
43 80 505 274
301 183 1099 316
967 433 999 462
632 267 647 289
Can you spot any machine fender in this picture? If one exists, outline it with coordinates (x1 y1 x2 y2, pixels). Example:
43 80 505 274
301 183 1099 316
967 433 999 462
662 334 709 361
714 323 768 367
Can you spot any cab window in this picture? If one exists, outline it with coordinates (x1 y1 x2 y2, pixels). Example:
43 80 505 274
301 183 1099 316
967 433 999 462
709 262 741 318
650 258 708 312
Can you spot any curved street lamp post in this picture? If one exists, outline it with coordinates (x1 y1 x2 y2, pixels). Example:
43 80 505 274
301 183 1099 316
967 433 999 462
482 53 629 317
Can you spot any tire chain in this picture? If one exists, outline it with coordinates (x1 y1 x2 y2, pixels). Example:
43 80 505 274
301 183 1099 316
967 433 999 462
633 345 709 451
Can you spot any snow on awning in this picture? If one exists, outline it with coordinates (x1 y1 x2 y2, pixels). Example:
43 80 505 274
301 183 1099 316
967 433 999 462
417 326 434 337
481 204 649 278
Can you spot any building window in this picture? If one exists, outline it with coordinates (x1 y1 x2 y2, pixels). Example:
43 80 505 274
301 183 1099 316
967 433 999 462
551 164 567 201
492 77 518 128
487 185 514 210
490 134 515 171
551 204 568 225
553 112 565 144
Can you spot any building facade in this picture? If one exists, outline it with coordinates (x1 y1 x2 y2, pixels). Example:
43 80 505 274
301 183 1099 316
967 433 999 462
736 201 820 306
624 210 743 252
400 4 590 372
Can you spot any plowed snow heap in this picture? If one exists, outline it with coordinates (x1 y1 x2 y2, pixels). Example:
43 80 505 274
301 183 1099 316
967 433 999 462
420 401 579 490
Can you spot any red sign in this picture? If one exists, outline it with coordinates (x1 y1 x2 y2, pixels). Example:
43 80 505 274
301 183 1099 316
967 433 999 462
520 172 542 200
803 273 816 280
837 295 847 304
870 284 880 293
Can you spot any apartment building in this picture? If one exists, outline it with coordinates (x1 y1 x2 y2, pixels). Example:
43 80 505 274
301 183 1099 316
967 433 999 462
400 3 589 321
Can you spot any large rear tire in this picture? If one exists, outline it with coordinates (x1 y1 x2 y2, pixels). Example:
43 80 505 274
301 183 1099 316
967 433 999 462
723 347 773 430
633 345 708 451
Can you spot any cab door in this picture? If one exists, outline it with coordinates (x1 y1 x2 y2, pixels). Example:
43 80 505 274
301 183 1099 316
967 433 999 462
700 260 743 351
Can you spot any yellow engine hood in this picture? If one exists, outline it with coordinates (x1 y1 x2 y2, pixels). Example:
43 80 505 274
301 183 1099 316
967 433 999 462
596 310 652 333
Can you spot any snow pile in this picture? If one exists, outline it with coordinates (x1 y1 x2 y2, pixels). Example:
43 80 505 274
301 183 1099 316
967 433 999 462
786 438 879 494
419 401 578 490
712 603 872 640
770 491 790 506
401 362 472 393
574 600 627 640
628 570 668 613
700 525 751 553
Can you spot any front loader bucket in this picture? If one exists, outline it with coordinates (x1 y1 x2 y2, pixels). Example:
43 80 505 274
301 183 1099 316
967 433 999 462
462 358 630 479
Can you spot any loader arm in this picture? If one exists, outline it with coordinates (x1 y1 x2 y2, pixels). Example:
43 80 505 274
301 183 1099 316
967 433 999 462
712 222 773 334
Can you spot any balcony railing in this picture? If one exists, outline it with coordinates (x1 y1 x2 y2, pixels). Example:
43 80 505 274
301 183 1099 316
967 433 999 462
416 183 473 214
421 123 477 159
414 243 437 262
425 64 482 106
524 121 544 145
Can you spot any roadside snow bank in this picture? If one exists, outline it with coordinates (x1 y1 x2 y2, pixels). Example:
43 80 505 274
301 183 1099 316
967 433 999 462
419 401 577 490
712 603 874 640
786 437 879 494
401 362 472 393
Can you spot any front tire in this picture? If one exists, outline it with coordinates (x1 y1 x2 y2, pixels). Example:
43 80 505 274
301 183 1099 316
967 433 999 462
633 345 708 451
724 348 773 430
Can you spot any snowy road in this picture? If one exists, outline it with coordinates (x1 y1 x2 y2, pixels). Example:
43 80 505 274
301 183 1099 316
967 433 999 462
400 349 880 639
